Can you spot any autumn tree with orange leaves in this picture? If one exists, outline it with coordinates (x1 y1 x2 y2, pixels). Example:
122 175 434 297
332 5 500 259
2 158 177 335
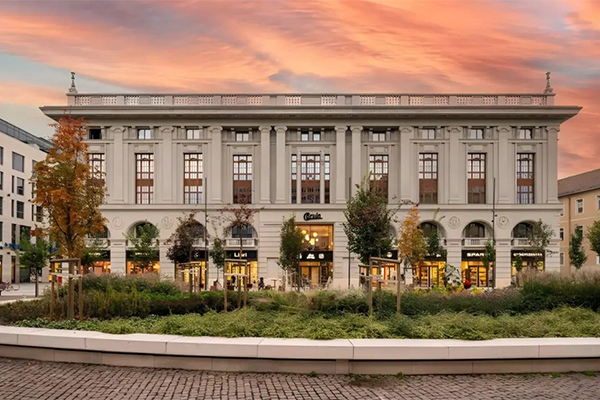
398 206 427 280
32 116 105 259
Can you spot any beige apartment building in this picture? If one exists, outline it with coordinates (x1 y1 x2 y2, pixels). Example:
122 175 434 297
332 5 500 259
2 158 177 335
559 168 600 274
39 75 580 289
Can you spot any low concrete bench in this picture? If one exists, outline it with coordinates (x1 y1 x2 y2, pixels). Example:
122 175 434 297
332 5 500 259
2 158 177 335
1 326 599 375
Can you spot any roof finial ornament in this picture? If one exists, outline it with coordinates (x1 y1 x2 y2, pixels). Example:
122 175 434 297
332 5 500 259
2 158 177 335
68 71 78 94
544 71 553 94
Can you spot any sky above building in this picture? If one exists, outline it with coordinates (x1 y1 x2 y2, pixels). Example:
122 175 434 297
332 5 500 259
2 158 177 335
0 0 598 178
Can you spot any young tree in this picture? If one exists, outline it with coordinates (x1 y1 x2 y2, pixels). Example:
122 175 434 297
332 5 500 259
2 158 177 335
426 229 447 259
31 116 106 258
18 235 53 297
81 237 109 274
480 239 496 286
569 225 587 269
166 211 206 265
586 220 600 263
210 236 226 286
343 176 396 265
125 223 160 274
398 206 427 280
278 215 303 291
526 219 555 269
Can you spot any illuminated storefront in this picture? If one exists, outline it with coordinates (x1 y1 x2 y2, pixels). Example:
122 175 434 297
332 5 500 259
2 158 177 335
225 250 258 287
126 250 160 274
416 259 446 287
174 250 207 290
511 250 544 276
297 224 333 288
90 250 111 275
359 251 400 289
461 251 492 287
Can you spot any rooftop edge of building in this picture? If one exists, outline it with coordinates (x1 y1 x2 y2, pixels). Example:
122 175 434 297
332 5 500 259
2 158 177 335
0 117 53 153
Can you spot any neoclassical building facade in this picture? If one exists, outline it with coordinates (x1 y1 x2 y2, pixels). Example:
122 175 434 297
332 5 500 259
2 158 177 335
40 79 580 288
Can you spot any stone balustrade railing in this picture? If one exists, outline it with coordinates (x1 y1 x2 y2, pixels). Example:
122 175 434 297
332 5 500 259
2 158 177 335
67 93 555 107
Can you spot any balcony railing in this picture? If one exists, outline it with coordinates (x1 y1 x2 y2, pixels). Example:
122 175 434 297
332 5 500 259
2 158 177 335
463 238 491 247
85 238 110 247
512 238 531 247
67 93 555 107
225 238 258 248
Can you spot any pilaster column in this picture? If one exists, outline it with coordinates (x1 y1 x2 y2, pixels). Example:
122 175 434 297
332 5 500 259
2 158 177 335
547 126 560 203
160 126 174 203
448 126 462 204
320 151 325 204
159 240 174 279
350 126 362 195
209 126 223 204
275 126 287 204
110 239 127 275
111 127 125 204
335 126 347 203
296 149 302 204
259 126 272 204
495 238 512 288
497 126 512 204
399 126 413 202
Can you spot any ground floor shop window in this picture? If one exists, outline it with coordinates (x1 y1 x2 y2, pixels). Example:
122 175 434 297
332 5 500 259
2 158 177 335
461 261 492 287
415 261 445 287
226 261 258 287
175 261 206 291
511 251 544 276
91 261 111 275
126 261 160 275
300 261 332 289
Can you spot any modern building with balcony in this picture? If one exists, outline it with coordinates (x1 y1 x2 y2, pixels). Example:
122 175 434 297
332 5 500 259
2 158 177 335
0 118 52 283
39 75 580 288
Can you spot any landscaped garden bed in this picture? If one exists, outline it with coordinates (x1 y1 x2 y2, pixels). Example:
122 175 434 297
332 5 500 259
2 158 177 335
1 273 600 340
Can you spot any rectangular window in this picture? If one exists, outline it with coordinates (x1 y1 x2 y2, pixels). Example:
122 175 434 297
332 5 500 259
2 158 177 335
467 153 486 204
19 225 30 240
12 152 24 172
576 199 584 214
0 196 2 215
369 155 389 198
0 171 2 190
184 153 203 204
291 154 297 204
324 154 330 204
420 128 436 140
560 228 564 241
88 128 102 140
186 128 201 140
135 154 154 204
35 206 43 223
0 222 2 241
11 224 16 243
516 153 534 204
301 132 309 141
518 128 533 139
235 131 250 142
419 153 438 204
0 146 3 164
468 128 484 139
16 201 24 219
89 153 105 182
560 253 565 265
301 154 321 204
372 132 386 142
233 155 252 204
137 128 152 140
313 132 321 141
15 177 24 196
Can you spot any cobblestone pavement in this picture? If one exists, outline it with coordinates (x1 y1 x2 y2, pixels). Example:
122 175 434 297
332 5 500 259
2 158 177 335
0 358 599 399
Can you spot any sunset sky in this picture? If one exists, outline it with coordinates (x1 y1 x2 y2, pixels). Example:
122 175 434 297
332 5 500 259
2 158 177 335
0 0 598 178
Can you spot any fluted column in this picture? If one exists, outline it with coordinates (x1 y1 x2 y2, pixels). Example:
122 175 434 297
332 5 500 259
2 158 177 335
335 126 347 203
547 126 560 203
209 126 223 203
259 126 271 204
275 126 287 203
111 126 125 204
399 126 413 202
497 126 512 204
350 126 362 195
448 126 462 204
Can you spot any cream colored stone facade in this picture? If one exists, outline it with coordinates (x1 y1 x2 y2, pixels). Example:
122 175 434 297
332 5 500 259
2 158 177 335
40 89 580 288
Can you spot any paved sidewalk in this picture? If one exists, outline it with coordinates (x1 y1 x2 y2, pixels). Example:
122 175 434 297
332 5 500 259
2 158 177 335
0 283 49 302
0 358 598 399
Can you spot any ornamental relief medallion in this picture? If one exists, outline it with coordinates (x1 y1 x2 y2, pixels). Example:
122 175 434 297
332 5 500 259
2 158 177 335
112 217 123 229
448 216 460 229
497 216 509 229
161 217 173 229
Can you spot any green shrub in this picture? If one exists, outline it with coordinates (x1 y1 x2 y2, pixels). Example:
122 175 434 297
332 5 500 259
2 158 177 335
0 298 49 324
521 272 600 312
81 274 180 296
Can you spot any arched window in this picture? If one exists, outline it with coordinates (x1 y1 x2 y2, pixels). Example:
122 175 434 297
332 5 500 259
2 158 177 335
93 226 110 239
513 222 533 238
463 222 486 238
231 225 254 239
131 222 158 238
420 222 438 238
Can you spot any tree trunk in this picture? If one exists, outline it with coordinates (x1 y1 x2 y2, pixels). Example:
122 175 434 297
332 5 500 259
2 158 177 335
35 269 39 298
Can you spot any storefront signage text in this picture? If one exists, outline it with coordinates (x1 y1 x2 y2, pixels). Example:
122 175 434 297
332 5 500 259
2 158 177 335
299 251 333 262
303 212 323 221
